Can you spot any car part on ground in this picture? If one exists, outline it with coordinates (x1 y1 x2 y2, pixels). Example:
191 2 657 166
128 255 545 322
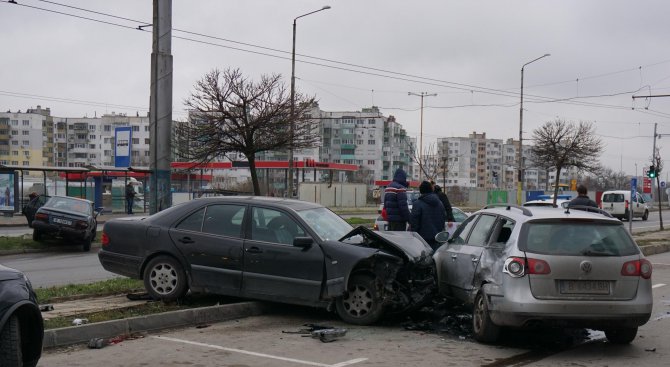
98 196 435 325
434 204 653 345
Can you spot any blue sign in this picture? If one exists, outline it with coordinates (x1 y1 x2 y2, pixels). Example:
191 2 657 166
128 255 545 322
631 177 637 198
114 126 132 167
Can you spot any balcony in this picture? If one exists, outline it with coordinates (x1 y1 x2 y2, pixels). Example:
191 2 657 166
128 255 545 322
340 144 356 150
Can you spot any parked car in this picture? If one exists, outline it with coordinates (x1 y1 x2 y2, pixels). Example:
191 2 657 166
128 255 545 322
600 190 649 220
31 196 102 252
433 204 652 344
98 197 436 325
374 207 470 238
0 264 43 367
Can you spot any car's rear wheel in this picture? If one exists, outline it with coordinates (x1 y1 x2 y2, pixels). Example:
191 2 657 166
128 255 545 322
642 210 649 221
605 327 638 344
336 274 384 325
32 229 41 242
82 236 92 252
0 314 22 366
143 256 188 302
473 291 500 343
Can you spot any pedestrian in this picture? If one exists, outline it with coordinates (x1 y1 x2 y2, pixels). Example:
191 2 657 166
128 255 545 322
383 168 411 231
125 182 136 214
410 181 446 250
568 184 598 209
22 192 40 227
433 185 456 230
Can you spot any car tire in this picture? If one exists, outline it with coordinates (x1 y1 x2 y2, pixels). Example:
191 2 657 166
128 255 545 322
336 274 384 325
143 256 188 302
0 314 22 366
642 210 649 221
605 327 638 344
32 229 41 242
82 236 92 252
473 291 500 343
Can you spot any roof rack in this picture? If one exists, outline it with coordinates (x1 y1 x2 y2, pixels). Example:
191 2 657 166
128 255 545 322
563 205 613 218
483 204 533 217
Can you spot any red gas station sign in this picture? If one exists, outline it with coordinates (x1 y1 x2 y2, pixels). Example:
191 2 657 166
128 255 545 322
643 177 652 193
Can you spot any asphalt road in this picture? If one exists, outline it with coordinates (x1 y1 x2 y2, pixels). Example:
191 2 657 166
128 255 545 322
38 251 670 367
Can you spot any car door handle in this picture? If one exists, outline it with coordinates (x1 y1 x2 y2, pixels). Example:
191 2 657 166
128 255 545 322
178 237 194 244
451 254 458 260
246 247 263 254
471 258 480 263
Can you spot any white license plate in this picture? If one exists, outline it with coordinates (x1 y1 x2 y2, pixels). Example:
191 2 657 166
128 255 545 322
53 217 73 226
560 280 610 294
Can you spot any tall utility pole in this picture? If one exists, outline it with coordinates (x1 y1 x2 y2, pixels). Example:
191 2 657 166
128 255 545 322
288 6 330 198
408 92 437 180
149 0 172 213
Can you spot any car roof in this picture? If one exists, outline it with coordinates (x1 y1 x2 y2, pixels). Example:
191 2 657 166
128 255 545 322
476 205 620 223
48 195 93 204
192 196 323 211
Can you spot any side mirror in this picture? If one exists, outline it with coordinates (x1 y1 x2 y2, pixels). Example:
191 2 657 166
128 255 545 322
293 237 314 249
94 207 104 217
435 231 451 244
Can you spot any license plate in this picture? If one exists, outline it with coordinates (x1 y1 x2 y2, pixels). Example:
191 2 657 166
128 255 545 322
53 217 73 226
560 280 610 294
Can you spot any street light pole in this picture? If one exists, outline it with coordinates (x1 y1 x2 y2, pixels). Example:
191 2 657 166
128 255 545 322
518 53 550 205
408 92 437 180
288 5 330 198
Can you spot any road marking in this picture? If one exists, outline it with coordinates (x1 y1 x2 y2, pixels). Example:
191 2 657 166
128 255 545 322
152 336 367 367
653 283 666 289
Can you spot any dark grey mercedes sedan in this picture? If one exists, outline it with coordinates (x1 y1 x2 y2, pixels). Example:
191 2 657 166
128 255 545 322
98 196 435 325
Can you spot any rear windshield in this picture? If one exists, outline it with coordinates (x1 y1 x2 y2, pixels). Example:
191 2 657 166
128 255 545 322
602 193 624 203
520 220 639 256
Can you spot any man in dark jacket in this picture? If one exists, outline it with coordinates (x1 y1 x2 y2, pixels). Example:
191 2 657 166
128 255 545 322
433 185 455 229
568 184 598 209
384 168 411 231
22 192 41 227
410 181 446 250
125 182 136 214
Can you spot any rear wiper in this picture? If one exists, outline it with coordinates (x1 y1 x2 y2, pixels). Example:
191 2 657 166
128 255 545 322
581 249 615 256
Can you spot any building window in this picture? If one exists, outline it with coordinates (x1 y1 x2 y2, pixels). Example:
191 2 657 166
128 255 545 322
12 151 18 156
89 154 96 159
11 130 17 135
368 160 375 165
145 126 149 132
368 119 375 125
89 135 96 139
104 150 111 156
89 144 96 149
144 151 150 157
132 138 139 145
22 131 29 136
22 140 29 146
368 140 375 145
131 150 139 157
22 120 29 126
11 161 18 165
22 161 29 166
10 120 18 126
89 125 96 131
11 141 17 146
104 125 111 132
144 138 150 144
132 126 140 132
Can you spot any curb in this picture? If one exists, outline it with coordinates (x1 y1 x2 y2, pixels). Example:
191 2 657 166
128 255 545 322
42 301 267 349
640 243 670 256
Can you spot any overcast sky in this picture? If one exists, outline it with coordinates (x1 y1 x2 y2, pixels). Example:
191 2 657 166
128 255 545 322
2 0 670 178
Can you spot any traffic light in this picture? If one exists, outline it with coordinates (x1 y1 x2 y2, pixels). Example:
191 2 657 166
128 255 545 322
648 165 657 178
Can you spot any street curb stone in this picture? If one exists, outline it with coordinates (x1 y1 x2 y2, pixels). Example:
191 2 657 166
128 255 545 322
42 301 267 349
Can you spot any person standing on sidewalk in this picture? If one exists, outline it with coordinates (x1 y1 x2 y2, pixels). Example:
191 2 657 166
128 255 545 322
125 182 136 214
568 184 597 209
383 168 411 231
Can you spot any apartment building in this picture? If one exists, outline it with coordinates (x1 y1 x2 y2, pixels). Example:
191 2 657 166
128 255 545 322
0 106 54 175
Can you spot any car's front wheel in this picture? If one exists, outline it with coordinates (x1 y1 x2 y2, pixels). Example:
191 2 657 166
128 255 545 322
473 291 500 343
642 210 649 221
336 274 384 325
0 314 22 366
605 327 638 344
32 229 41 242
143 256 188 302
82 236 92 252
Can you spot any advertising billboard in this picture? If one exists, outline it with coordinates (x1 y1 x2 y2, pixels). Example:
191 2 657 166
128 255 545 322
114 126 132 167
0 172 17 212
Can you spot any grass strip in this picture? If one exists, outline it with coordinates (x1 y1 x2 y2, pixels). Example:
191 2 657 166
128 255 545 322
345 217 375 227
36 277 144 304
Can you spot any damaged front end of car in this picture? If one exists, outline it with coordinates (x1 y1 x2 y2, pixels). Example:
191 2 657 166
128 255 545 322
336 227 437 317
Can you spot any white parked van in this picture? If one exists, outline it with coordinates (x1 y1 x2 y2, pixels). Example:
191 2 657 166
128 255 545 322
600 190 649 220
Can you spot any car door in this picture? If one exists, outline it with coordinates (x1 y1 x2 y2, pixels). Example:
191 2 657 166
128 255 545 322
441 214 477 295
633 192 645 216
169 204 246 296
448 214 498 301
242 206 325 305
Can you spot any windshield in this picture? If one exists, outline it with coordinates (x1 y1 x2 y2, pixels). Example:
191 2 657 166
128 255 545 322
44 197 91 215
520 220 639 256
297 207 353 241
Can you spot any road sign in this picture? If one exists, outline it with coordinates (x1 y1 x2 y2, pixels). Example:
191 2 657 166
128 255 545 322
631 178 637 199
643 167 649 176
643 178 652 193
662 181 667 188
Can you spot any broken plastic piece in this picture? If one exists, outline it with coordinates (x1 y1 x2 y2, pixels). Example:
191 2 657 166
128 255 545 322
311 328 348 343
88 338 108 349
39 304 54 312
72 318 89 326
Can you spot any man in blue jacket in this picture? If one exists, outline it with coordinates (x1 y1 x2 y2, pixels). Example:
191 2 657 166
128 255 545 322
410 181 446 250
383 168 411 231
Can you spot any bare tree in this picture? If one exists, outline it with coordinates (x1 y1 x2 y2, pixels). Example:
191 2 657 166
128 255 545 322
583 166 628 191
177 68 319 195
530 119 603 205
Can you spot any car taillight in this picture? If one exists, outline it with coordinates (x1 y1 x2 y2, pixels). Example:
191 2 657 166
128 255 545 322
101 232 109 247
75 220 88 229
373 223 379 230
621 259 653 279
35 213 48 222
504 257 551 277
625 200 629 210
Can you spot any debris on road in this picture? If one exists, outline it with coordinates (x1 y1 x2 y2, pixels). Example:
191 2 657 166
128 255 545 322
126 292 152 301
72 318 89 326
282 323 348 343
645 348 657 352
40 304 54 312
88 338 109 349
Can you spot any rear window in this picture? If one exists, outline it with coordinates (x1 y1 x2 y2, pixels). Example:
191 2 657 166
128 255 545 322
602 193 624 203
520 220 639 256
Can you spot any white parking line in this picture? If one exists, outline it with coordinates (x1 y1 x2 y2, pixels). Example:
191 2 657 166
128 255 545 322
652 283 667 289
152 336 367 367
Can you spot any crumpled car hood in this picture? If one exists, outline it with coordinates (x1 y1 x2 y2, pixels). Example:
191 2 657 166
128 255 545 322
339 226 434 262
